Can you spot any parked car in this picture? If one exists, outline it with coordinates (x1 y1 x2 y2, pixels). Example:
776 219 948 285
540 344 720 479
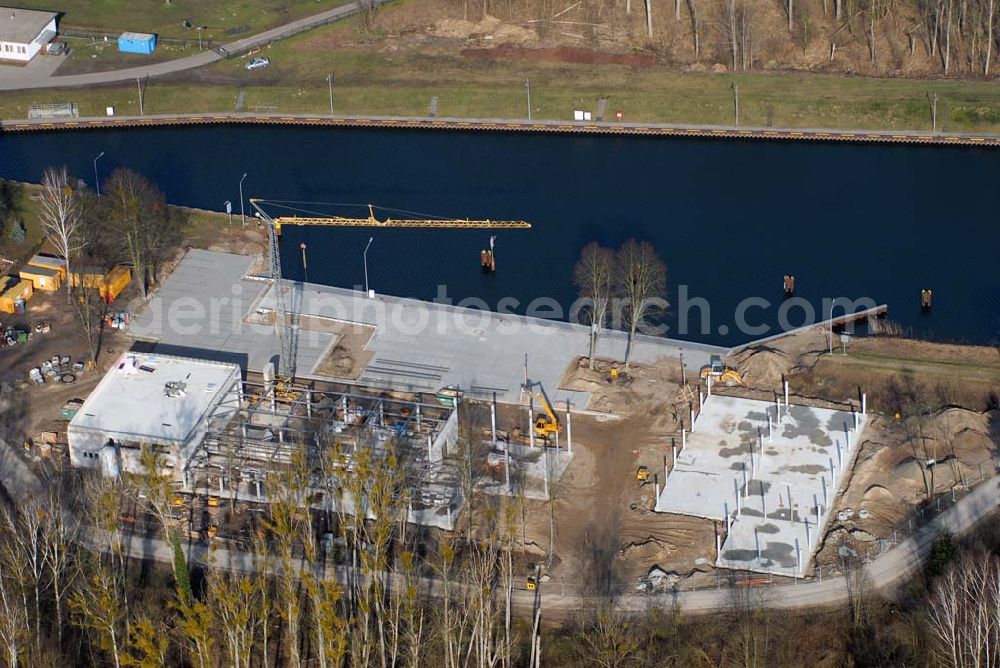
245 56 270 71
46 41 66 56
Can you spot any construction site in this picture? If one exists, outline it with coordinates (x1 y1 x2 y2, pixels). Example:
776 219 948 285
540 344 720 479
7 199 997 594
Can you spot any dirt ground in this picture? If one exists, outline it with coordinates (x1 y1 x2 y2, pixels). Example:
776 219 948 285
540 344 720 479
0 288 130 445
311 320 375 380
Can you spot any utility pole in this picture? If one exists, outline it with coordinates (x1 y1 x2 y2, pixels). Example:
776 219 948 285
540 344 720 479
731 82 740 127
525 79 532 120
327 73 334 115
137 77 145 115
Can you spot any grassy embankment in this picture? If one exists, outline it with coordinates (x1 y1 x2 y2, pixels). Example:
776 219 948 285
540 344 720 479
2 2 1000 131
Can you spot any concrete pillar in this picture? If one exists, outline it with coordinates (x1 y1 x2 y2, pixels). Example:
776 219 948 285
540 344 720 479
681 427 686 452
795 538 802 574
784 379 789 408
853 410 859 431
830 458 836 480
654 481 661 511
379 401 385 427
672 444 676 467
543 449 549 498
416 402 422 432
861 391 867 415
734 479 742 517
528 396 535 448
491 393 497 446
664 454 669 483
707 375 712 397
566 400 573 454
805 518 811 550
775 395 781 422
427 435 432 460
725 503 732 533
504 438 511 492
822 476 828 506
306 390 312 419
755 528 762 566
690 404 695 427
255 479 262 497
699 389 704 411
716 533 721 566
814 494 820 522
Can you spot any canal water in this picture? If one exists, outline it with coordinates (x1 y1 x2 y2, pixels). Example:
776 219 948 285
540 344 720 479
1 125 997 346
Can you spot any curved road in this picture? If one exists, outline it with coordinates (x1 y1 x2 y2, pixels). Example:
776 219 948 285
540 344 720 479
1 441 995 615
0 0 388 91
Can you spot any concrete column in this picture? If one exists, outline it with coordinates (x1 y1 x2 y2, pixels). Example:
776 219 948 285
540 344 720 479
565 400 573 454
664 454 669 483
672 444 676 467
416 402 422 432
681 428 686 452
822 476 828 506
427 435 432 460
755 528 762 566
784 379 789 408
543 449 549 498
528 396 535 448
654 480 661 511
862 392 867 415
853 410 859 431
716 533 722 566
837 439 843 466
707 376 712 397
795 538 802 574
698 389 703 411
491 393 497 446
805 518 811 550
306 390 312 419
775 395 781 422
814 494 820 522
734 479 742 517
505 438 511 492
690 404 695 427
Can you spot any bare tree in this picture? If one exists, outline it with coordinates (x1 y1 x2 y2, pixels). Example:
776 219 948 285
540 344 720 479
614 240 667 371
574 243 614 370
102 168 186 298
927 552 1000 667
38 166 85 303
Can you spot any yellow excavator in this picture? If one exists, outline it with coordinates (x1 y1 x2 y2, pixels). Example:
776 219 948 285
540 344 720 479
699 355 747 387
522 380 560 440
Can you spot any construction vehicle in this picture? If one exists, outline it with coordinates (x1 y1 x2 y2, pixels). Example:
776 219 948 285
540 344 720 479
636 465 650 483
699 355 746 387
522 379 560 440
249 199 530 392
526 562 540 590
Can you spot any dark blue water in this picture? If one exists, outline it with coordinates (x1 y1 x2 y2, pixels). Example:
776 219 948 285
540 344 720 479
1 125 998 346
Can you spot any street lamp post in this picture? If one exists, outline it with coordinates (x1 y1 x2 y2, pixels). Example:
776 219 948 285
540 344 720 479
300 242 308 283
327 73 334 115
239 172 248 227
525 79 532 120
93 151 105 195
363 236 373 295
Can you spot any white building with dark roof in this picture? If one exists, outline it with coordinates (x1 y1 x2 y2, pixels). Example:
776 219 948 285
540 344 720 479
68 352 242 477
0 7 57 62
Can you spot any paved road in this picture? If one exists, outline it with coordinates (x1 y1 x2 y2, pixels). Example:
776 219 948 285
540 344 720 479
2 436 996 615
0 0 388 91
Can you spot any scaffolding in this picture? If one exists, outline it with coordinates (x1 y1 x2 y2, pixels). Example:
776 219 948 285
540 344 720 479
181 382 464 530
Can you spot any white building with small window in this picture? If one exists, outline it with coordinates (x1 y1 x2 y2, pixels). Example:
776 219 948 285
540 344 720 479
68 352 242 478
0 8 57 62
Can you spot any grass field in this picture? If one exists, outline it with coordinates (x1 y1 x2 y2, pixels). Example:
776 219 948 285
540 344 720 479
4 54 1000 134
13 0 347 40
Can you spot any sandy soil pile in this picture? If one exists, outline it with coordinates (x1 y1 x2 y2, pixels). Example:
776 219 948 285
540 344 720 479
431 15 537 44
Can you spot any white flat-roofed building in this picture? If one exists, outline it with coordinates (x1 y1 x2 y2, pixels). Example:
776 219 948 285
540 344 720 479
0 8 58 62
68 352 242 477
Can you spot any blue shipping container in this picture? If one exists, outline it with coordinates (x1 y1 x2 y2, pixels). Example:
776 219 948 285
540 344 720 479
118 32 156 55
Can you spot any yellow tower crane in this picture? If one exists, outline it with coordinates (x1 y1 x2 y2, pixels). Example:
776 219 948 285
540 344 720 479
248 199 531 388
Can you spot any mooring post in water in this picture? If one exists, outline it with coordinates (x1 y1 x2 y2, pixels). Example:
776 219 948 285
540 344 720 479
921 288 933 310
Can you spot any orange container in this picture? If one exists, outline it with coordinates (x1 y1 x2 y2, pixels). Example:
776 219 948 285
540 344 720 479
99 266 132 303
